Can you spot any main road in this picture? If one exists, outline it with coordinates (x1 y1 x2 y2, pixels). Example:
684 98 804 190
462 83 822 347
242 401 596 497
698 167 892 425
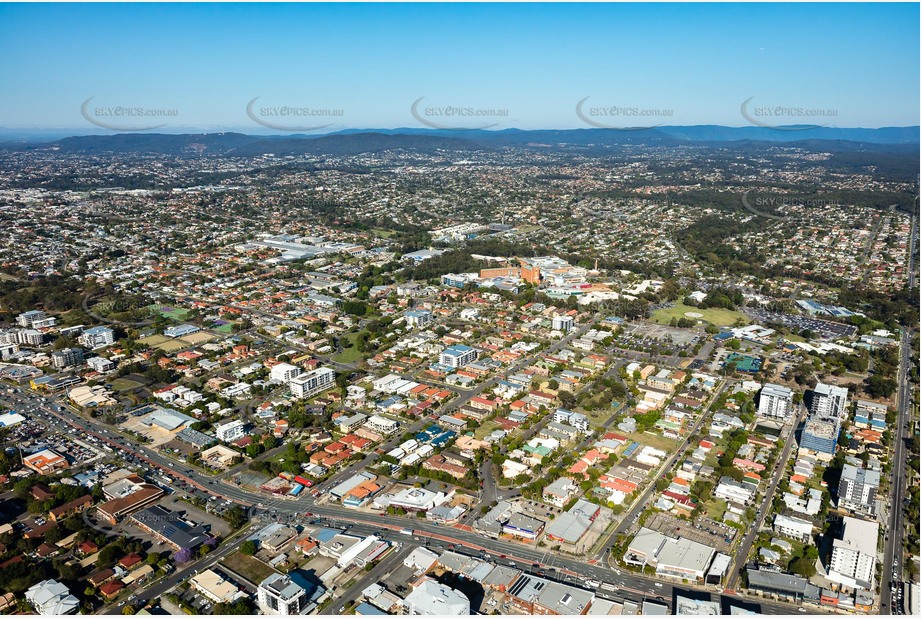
879 326 915 614
3 367 819 617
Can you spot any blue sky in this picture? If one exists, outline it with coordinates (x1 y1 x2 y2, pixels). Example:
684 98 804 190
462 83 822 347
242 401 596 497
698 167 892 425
0 2 917 132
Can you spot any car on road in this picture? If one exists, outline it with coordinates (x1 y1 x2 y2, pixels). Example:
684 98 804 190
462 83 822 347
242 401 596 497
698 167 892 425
654 583 663 588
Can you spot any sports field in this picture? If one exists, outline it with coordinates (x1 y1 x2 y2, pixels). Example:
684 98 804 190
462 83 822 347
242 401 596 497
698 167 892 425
651 302 749 327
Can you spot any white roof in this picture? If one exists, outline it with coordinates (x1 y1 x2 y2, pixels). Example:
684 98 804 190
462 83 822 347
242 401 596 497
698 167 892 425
25 579 79 615
403 579 470 615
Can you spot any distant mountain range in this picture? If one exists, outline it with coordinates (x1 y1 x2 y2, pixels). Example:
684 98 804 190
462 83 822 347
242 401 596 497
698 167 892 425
0 125 917 157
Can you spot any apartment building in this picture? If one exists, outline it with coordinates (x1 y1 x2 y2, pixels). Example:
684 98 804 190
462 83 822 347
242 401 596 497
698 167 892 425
79 326 115 349
289 367 336 399
837 464 880 517
811 382 849 420
758 383 794 420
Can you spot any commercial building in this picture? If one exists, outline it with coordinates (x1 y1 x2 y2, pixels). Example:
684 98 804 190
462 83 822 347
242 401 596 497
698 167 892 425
289 367 336 399
827 517 878 591
79 326 115 349
23 449 69 475
758 383 794 420
746 570 819 602
257 572 325 615
544 499 599 546
97 475 165 524
811 383 849 420
624 527 716 582
403 578 470 615
190 570 246 604
837 464 880 517
505 573 594 615
51 347 84 369
130 505 210 551
439 344 478 368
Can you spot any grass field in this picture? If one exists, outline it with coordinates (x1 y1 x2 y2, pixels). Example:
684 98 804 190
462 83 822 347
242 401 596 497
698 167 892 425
651 302 749 327
474 420 501 440
705 499 727 521
623 430 678 452
137 334 169 346
221 551 276 585
111 377 145 392
155 340 187 353
147 304 190 320
332 331 364 364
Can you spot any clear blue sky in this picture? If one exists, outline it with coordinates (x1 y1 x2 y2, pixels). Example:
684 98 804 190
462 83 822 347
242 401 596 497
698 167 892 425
0 2 917 131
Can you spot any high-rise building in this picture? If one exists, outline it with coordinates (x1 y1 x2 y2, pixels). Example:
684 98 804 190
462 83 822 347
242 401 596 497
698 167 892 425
800 414 840 458
551 315 574 332
17 310 57 329
838 464 880 517
289 367 336 399
79 326 115 349
215 419 246 443
257 573 323 615
439 344 478 368
811 382 849 420
51 347 84 368
758 383 794 420
269 362 302 384
828 517 878 590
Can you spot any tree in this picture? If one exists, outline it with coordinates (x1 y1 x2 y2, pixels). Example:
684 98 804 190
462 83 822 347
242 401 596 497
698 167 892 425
240 540 258 556
224 506 247 529
173 548 193 564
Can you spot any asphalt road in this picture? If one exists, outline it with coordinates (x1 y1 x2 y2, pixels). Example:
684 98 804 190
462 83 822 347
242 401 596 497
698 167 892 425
3 371 822 616
879 327 915 614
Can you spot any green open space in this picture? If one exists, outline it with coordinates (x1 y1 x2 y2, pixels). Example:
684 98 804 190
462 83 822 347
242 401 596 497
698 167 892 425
147 304 191 320
221 551 276 585
111 377 145 392
332 331 365 364
651 301 749 327
474 420 502 440
621 429 678 452
137 334 169 346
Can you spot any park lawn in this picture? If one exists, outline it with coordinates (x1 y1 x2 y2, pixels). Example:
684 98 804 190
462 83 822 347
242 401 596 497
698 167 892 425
371 228 396 238
651 302 749 327
332 331 364 364
221 551 276 585
111 377 145 392
137 334 169 346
